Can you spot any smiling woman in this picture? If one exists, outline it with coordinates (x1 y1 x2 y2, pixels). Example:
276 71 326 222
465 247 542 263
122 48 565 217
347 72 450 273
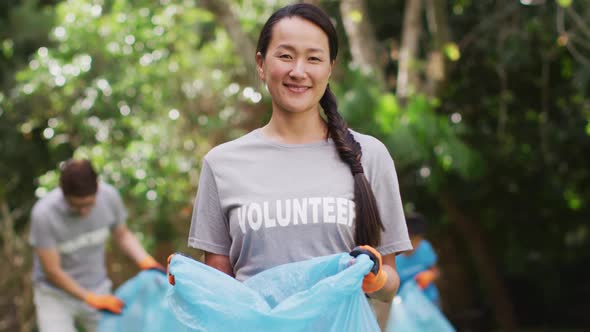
255 16 333 119
187 2 412 310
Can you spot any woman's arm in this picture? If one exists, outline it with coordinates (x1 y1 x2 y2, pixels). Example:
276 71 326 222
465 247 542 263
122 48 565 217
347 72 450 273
367 253 400 303
205 252 235 277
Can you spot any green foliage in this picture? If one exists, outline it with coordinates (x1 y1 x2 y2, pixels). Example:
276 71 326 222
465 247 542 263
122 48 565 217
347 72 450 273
334 69 483 192
0 0 57 221
444 42 461 61
8 0 268 245
2 0 590 329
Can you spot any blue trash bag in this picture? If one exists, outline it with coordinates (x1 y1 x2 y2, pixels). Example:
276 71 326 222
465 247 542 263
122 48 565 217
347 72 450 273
387 280 456 332
166 252 381 332
98 269 191 332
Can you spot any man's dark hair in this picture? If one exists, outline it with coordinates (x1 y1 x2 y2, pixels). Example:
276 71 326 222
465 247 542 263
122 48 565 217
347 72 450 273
59 159 98 197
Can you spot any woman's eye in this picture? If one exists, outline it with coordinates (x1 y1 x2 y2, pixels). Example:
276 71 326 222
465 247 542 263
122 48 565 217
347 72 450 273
279 54 292 59
309 57 321 62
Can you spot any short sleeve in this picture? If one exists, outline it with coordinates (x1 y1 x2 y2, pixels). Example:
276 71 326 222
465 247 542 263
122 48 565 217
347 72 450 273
363 141 412 256
29 207 57 249
188 158 231 255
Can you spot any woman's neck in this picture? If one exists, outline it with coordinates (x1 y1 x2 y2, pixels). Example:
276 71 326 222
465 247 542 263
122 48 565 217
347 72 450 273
262 108 328 144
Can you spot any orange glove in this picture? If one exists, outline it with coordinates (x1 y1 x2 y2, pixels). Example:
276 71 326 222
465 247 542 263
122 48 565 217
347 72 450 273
350 245 388 294
138 255 165 273
84 293 124 314
415 269 436 289
167 253 176 286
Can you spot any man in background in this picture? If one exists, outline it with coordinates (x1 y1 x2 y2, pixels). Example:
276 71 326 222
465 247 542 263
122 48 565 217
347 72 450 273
29 159 163 332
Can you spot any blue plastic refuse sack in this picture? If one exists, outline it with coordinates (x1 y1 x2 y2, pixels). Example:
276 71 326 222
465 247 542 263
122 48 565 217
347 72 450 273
98 269 191 332
387 279 456 332
166 252 381 332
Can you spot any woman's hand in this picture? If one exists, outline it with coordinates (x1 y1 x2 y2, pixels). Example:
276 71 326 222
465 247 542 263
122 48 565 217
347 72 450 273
350 246 400 302
350 245 387 293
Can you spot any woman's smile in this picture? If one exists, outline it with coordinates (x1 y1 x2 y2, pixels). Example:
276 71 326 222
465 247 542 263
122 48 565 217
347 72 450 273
284 83 310 93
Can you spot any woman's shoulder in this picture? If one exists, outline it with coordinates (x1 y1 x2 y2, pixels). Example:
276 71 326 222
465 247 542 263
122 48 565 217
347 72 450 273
349 129 390 157
203 129 262 163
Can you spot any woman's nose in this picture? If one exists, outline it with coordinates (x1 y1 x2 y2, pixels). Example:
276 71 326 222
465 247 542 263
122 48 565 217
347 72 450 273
289 61 306 78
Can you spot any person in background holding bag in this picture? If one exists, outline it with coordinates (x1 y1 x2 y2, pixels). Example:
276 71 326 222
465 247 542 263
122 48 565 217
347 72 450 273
186 2 412 311
29 159 164 332
396 212 441 307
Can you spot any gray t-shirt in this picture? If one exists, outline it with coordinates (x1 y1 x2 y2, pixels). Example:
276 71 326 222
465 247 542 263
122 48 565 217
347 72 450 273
189 129 412 281
29 182 127 291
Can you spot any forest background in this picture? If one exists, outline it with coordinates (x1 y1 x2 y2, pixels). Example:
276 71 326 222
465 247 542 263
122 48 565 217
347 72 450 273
1 0 589 331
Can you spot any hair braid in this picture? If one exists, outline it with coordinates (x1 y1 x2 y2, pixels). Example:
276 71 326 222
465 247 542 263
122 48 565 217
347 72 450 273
321 85 385 247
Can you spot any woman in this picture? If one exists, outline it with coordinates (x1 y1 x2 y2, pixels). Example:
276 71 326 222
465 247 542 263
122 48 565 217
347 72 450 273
188 3 411 304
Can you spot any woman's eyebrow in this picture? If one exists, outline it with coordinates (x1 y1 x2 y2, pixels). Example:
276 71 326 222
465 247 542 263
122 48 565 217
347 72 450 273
275 44 326 53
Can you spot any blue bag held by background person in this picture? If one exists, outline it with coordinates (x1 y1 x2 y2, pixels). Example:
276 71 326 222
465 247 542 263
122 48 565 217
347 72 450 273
98 269 191 332
166 252 381 332
387 279 456 332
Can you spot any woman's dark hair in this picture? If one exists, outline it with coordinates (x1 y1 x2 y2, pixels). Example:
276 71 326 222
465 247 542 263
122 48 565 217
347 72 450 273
256 4 385 247
60 159 98 197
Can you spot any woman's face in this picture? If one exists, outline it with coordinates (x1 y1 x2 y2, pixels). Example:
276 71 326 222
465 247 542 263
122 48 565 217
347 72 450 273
256 17 333 115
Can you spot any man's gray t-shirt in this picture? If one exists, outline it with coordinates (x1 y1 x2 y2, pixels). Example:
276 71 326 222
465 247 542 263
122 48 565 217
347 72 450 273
29 182 127 291
189 129 412 281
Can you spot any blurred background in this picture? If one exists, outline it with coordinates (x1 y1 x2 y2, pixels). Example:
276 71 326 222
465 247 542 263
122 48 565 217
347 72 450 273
1 0 589 331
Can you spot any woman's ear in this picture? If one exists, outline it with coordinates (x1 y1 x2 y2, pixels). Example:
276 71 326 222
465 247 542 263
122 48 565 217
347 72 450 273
329 60 336 78
256 52 265 81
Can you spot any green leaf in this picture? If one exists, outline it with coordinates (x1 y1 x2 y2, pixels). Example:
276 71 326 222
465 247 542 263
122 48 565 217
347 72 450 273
347 10 363 23
557 0 573 8
2 39 14 58
565 189 582 210
444 42 461 61
375 93 399 134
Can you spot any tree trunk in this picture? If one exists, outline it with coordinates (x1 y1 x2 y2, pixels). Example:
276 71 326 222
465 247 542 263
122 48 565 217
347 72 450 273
425 0 450 97
201 0 258 84
397 0 423 102
340 0 385 85
0 200 34 332
434 230 481 330
300 0 322 6
439 194 517 331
